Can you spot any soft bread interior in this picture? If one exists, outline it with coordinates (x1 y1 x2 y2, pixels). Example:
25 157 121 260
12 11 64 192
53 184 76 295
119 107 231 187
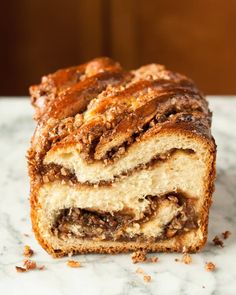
44 131 209 183
36 147 211 247
40 150 206 217
125 199 182 237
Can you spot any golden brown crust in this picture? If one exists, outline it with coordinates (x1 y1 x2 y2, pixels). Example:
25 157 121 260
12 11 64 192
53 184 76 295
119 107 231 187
28 57 211 171
28 57 216 257
29 57 124 121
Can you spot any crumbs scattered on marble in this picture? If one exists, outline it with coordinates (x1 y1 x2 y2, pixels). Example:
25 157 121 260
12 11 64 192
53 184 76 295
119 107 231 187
23 259 37 270
205 262 216 272
213 235 224 248
131 250 158 264
222 230 232 240
147 256 158 263
143 275 152 283
15 245 45 273
15 259 45 273
67 260 81 268
212 230 232 248
182 253 192 264
174 254 192 264
15 266 26 273
135 268 152 283
23 245 34 258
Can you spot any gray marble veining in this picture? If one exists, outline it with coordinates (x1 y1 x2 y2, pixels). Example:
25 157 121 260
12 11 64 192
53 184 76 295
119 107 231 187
0 97 235 295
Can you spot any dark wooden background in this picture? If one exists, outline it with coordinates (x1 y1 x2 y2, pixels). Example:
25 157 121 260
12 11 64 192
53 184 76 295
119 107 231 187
1 0 236 96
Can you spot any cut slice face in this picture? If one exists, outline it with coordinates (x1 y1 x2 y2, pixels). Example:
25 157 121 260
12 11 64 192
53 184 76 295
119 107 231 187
33 128 215 255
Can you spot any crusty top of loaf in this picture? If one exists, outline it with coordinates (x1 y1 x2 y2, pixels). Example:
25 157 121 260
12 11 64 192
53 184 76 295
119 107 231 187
29 57 212 163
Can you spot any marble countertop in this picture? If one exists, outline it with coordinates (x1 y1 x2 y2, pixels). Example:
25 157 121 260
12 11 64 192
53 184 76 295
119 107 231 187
0 97 236 295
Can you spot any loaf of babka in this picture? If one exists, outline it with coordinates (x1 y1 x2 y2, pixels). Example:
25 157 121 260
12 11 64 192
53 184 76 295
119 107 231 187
28 57 216 257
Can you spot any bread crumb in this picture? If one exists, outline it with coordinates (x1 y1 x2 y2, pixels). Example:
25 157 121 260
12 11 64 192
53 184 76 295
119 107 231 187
212 236 224 248
23 233 30 237
143 275 151 282
16 259 44 272
23 245 34 258
222 231 231 240
15 266 26 273
175 258 179 262
136 267 144 274
135 266 151 283
131 250 147 264
23 259 37 270
67 260 81 268
205 262 216 272
182 253 192 264
147 256 158 263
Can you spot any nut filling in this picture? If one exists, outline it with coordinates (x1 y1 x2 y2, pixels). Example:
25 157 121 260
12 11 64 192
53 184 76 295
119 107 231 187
51 194 198 242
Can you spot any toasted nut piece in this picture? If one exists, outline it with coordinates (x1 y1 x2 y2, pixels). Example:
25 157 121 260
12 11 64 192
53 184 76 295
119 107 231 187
15 266 26 273
67 260 81 268
205 262 216 272
212 236 224 248
23 259 37 270
143 275 151 282
222 231 231 240
23 245 34 258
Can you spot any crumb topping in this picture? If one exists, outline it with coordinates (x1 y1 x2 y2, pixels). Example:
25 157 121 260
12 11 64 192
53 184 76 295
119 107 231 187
28 57 211 178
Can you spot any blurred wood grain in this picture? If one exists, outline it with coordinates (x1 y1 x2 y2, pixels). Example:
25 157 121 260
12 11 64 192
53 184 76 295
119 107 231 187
1 0 236 95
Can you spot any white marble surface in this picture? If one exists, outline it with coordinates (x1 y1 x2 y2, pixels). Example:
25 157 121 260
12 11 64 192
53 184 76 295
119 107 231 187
0 97 236 295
